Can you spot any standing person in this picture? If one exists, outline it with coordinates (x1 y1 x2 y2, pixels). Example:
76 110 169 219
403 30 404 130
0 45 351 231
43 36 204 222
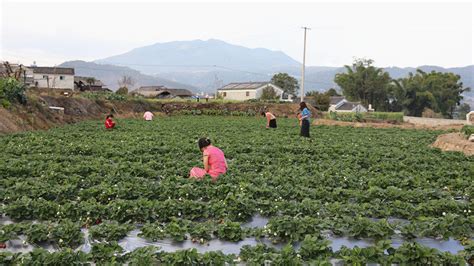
261 111 277 128
189 138 227 182
105 114 116 129
299 102 311 137
143 111 154 121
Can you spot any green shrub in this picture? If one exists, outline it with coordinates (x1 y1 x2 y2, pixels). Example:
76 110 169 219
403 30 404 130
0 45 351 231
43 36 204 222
0 78 27 107
461 125 474 137
116 87 128 95
79 91 126 101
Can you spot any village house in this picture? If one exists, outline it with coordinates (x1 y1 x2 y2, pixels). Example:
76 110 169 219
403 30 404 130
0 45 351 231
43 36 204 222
30 66 75 90
132 86 194 99
74 76 110 92
328 96 369 112
217 82 294 101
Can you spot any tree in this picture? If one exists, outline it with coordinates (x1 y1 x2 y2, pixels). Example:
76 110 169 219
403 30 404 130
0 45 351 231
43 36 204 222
305 91 330 111
260 86 278 100
326 88 341 96
392 70 470 118
117 75 134 90
455 103 471 119
334 59 393 111
271 73 298 95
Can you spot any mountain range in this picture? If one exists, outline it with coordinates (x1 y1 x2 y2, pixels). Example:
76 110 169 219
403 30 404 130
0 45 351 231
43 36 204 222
62 39 473 105
59 60 196 91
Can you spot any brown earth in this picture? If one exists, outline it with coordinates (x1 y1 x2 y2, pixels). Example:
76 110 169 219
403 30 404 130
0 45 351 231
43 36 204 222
431 133 474 156
0 94 309 134
314 119 465 131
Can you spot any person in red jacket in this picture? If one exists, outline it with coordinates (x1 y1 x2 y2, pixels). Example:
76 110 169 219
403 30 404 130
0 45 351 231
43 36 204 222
105 114 116 129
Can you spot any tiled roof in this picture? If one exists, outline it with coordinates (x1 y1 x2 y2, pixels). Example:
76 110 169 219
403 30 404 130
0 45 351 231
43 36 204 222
330 96 345 105
162 88 193 96
31 66 74 75
74 76 104 86
134 86 193 97
137 86 166 91
336 101 364 111
218 82 270 90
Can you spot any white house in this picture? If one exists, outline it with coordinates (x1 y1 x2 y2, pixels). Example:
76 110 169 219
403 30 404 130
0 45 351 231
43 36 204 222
217 82 294 101
328 96 368 112
31 67 75 90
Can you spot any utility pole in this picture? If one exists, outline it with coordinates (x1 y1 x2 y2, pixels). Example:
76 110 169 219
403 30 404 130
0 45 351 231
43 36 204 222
300 26 310 102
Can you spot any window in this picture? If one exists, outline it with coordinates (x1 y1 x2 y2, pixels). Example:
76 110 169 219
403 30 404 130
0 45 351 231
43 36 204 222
59 76 65 80
246 91 250 97
223 92 227 97
43 75 48 79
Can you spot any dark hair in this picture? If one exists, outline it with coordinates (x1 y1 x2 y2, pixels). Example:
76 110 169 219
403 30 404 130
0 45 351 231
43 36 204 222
198 137 211 149
106 114 114 119
261 111 266 117
300 102 307 111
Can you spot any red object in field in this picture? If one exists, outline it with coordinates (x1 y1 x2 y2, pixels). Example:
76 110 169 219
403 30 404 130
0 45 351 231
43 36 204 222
0 243 6 249
95 219 102 225
105 118 115 129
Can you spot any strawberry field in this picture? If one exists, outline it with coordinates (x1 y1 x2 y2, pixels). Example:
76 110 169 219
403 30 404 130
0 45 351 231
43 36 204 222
1 116 473 264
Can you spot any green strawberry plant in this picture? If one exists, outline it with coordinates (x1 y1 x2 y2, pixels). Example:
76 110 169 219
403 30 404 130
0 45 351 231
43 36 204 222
90 241 124 264
138 222 166 241
24 223 50 244
50 219 83 249
89 221 133 242
216 220 244 242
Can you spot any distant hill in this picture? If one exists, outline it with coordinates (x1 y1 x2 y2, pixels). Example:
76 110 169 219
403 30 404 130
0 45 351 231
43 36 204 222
93 39 473 102
58 60 196 91
96 39 300 74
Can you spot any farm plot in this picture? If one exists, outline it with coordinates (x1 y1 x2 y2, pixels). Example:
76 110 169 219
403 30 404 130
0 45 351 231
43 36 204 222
0 116 473 264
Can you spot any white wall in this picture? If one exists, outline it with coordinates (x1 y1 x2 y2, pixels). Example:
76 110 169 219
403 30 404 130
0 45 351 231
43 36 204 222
220 89 258 101
219 84 284 101
33 73 74 89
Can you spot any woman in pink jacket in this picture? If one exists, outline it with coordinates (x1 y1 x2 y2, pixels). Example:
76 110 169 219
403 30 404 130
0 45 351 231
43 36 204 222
189 138 227 182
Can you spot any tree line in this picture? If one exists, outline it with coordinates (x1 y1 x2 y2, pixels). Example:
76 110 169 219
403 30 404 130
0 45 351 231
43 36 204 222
271 59 471 118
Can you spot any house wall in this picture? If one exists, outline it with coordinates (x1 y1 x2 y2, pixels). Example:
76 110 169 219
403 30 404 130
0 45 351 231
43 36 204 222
220 89 258 101
219 84 285 101
33 74 74 90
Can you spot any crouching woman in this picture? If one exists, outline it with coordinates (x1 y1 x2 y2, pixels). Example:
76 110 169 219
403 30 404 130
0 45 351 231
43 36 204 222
189 138 227 182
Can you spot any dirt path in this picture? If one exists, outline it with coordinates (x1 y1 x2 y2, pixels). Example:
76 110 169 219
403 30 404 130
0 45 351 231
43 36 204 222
431 133 474 156
313 119 465 131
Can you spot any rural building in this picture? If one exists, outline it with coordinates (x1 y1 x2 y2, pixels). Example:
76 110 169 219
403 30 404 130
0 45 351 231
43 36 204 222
329 96 368 112
132 86 194 99
30 66 75 90
74 76 110 92
217 82 293 101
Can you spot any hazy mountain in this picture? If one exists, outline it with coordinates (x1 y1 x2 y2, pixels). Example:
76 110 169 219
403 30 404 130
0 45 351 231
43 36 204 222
94 39 472 100
59 60 196 91
96 39 300 74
